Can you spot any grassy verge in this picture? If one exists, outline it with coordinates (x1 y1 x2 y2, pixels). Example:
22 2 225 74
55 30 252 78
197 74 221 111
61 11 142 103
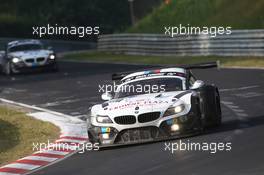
0 105 59 166
63 51 264 68
128 0 264 33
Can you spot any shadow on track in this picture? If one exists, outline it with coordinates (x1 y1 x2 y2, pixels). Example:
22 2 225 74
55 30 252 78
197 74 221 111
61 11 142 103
99 115 264 151
206 115 264 135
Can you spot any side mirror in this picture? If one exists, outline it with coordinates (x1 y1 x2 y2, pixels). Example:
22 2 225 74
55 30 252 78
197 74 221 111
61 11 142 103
190 80 205 90
47 46 53 50
101 92 113 101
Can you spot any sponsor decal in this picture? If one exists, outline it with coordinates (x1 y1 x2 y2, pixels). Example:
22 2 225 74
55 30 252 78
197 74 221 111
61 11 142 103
101 127 111 133
108 99 169 111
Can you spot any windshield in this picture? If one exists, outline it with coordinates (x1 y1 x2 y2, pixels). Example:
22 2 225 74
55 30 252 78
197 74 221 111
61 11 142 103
8 44 43 52
114 77 183 99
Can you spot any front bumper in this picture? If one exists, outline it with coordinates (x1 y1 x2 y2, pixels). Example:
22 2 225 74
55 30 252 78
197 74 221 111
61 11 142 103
11 59 57 73
88 111 202 146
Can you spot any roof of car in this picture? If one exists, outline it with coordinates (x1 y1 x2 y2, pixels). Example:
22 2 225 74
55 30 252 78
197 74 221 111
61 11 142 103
121 68 186 82
7 39 42 48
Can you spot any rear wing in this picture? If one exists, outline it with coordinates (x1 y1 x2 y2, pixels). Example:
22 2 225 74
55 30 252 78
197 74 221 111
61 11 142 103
112 61 220 81
179 61 220 69
112 71 133 81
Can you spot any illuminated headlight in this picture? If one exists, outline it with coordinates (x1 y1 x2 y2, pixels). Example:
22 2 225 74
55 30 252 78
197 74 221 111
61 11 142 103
49 54 56 60
171 124 180 131
163 104 185 117
12 57 20 63
174 105 184 113
96 115 113 123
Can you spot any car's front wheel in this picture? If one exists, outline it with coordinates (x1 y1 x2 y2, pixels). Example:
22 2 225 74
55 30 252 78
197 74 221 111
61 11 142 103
191 95 204 133
4 62 20 75
49 63 59 72
4 62 12 75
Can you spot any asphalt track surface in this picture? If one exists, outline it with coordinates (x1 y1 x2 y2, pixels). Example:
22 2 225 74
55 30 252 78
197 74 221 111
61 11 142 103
0 61 263 175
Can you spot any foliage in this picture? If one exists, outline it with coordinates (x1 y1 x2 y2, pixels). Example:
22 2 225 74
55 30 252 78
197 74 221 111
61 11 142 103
128 0 264 33
0 0 130 39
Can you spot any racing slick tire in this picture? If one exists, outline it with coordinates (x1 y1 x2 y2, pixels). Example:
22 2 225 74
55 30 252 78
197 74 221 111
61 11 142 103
48 63 59 72
52 63 59 72
197 85 222 128
87 119 100 144
190 94 204 133
3 61 13 75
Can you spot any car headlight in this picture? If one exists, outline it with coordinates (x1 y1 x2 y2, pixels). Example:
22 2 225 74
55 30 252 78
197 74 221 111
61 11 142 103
12 57 20 63
163 104 185 117
49 54 56 60
96 115 113 123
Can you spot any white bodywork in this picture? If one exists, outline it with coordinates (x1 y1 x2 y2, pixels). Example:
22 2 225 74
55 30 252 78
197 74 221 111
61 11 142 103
2 40 55 68
90 68 194 132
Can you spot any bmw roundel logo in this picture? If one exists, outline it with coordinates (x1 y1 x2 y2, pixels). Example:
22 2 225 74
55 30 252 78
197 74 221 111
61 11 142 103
135 106 139 114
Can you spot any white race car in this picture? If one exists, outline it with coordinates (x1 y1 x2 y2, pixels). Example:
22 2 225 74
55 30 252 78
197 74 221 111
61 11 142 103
0 39 58 75
87 62 221 146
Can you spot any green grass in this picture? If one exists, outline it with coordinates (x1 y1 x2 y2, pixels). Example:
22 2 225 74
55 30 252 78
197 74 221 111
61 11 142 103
0 106 59 166
128 0 264 33
63 51 264 68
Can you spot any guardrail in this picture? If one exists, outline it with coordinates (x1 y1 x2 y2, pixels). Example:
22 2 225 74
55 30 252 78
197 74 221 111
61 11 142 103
98 30 264 56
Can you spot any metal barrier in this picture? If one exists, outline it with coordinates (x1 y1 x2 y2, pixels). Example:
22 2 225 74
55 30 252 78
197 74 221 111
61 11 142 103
98 30 264 56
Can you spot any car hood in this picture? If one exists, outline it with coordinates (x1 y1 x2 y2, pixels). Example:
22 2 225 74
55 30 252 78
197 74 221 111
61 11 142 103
91 91 191 118
8 50 53 60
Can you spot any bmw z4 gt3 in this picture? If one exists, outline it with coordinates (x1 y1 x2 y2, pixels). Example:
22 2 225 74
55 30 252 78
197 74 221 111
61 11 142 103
0 39 58 75
87 62 222 146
